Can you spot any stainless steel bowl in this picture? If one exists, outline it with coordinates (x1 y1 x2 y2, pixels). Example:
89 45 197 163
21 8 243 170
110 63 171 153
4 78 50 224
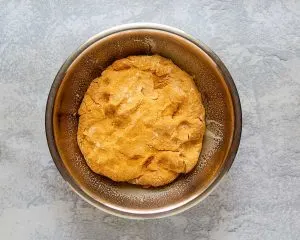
45 23 242 219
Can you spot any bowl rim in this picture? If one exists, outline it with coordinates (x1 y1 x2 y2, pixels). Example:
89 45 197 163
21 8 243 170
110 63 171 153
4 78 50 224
45 23 242 219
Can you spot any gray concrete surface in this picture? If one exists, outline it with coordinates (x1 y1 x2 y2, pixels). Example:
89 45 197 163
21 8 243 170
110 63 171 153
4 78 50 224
1 0 300 239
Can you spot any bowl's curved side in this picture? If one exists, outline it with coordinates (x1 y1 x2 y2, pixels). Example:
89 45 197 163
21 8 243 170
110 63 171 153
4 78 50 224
45 23 242 219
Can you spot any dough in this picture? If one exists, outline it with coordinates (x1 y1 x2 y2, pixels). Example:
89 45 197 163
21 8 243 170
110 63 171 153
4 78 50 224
77 55 205 187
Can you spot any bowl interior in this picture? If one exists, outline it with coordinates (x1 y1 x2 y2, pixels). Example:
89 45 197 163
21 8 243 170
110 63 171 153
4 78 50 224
49 28 238 217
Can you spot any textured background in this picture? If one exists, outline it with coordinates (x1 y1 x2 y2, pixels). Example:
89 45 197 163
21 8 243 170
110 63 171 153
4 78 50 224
1 0 300 239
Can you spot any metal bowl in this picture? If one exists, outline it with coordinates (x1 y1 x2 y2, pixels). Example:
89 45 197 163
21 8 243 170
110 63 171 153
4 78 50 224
45 23 242 219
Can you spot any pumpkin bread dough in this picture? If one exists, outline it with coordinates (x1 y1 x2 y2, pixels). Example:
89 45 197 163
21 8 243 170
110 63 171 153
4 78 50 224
77 55 205 187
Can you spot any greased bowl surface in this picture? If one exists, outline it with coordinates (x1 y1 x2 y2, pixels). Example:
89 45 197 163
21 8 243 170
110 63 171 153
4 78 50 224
45 23 242 219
